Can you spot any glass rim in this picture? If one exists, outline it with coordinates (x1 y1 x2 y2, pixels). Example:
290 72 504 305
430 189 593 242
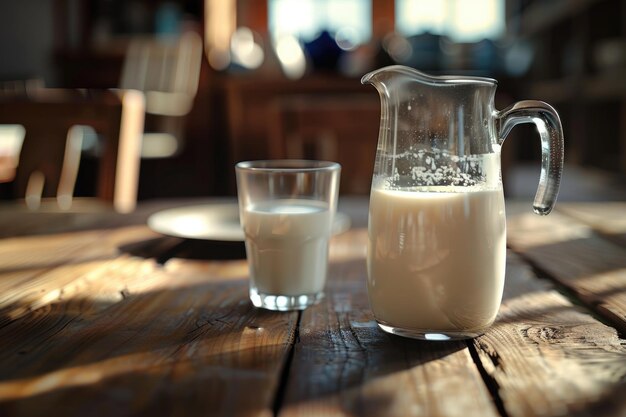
236 159 341 173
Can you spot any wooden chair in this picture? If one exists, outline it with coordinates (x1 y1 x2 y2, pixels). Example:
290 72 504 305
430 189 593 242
0 88 145 212
119 32 202 158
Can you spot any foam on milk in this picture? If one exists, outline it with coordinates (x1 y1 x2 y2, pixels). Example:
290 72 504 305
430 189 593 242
367 186 506 333
243 199 332 296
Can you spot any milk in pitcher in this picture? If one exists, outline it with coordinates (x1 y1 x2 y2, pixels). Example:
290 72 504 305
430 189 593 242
367 186 506 337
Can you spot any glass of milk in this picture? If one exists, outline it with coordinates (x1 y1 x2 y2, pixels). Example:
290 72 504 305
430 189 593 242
236 160 341 311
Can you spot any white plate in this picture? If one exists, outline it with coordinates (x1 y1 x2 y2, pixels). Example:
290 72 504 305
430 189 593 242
147 203 351 241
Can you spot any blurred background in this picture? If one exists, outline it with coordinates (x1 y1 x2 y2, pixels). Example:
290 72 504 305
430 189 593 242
0 0 625 204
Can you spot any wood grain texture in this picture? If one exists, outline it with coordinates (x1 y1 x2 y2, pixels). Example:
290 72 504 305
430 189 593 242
0 226 166 322
0 213 294 417
473 254 626 417
0 256 296 417
1 201 626 417
280 231 499 417
557 203 626 246
507 210 626 333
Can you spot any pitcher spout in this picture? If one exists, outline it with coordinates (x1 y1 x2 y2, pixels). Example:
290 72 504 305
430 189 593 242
361 65 496 89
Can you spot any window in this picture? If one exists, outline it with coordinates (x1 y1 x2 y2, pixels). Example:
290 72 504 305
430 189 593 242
268 0 372 47
396 0 505 42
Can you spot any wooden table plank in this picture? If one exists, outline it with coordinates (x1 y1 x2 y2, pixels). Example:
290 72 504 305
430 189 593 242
0 237 296 417
473 254 626 417
557 203 626 246
0 226 171 323
506 210 626 333
0 207 139 238
0 225 183 364
280 230 499 417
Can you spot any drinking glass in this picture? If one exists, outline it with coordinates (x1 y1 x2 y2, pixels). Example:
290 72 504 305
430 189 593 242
236 160 341 311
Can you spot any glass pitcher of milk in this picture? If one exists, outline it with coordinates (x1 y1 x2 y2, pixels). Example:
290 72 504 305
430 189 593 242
362 65 564 340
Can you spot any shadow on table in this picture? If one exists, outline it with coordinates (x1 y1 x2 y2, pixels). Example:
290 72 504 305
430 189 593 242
119 236 247 261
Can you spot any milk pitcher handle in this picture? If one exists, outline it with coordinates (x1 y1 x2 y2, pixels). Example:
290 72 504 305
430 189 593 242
496 100 564 215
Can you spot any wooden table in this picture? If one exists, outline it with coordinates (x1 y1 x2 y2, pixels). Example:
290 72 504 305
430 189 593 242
0 198 624 417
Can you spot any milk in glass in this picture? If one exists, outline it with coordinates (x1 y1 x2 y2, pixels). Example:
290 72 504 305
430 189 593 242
243 199 332 296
